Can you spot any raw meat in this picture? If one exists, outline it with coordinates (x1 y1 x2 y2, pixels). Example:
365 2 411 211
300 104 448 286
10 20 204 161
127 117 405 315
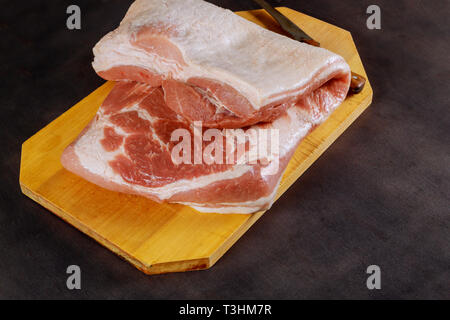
61 81 339 213
92 0 351 128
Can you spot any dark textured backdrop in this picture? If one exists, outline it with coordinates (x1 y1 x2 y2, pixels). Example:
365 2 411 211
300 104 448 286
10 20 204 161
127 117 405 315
1 0 449 299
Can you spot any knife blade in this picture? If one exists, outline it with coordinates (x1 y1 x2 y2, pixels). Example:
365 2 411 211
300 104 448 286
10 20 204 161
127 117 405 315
252 0 366 94
252 0 320 46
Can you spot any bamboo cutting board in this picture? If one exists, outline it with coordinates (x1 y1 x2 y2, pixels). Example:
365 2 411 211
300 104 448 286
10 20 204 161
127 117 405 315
19 8 372 274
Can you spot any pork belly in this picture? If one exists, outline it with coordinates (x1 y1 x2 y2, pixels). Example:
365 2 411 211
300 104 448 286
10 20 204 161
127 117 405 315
61 81 339 213
92 0 350 128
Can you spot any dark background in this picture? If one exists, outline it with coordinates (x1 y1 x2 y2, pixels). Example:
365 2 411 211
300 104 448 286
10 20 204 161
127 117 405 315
1 0 449 299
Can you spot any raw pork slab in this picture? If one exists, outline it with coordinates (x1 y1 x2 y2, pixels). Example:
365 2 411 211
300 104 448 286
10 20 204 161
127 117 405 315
92 0 351 128
61 81 338 214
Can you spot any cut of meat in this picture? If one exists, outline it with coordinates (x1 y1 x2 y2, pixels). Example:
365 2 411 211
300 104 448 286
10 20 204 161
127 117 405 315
62 0 353 213
92 0 351 128
161 79 292 128
61 81 341 213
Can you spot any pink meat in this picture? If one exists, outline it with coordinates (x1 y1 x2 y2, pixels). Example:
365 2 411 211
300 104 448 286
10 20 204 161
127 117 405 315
61 81 343 214
92 0 351 128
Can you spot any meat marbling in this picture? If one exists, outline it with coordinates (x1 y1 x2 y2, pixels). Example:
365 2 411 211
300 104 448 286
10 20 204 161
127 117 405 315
92 0 351 128
61 80 343 213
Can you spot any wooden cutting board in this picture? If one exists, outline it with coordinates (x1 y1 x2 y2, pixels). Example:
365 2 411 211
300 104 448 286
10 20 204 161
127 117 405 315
19 8 372 275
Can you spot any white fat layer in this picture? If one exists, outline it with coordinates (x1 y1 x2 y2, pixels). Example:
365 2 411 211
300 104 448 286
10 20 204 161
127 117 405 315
187 205 264 214
178 174 282 214
92 0 350 109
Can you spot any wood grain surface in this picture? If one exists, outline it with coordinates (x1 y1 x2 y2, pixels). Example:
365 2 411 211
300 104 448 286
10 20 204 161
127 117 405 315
19 8 372 275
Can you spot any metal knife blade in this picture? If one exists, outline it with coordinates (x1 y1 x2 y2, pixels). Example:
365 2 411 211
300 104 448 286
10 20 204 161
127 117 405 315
252 0 320 46
252 0 366 94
